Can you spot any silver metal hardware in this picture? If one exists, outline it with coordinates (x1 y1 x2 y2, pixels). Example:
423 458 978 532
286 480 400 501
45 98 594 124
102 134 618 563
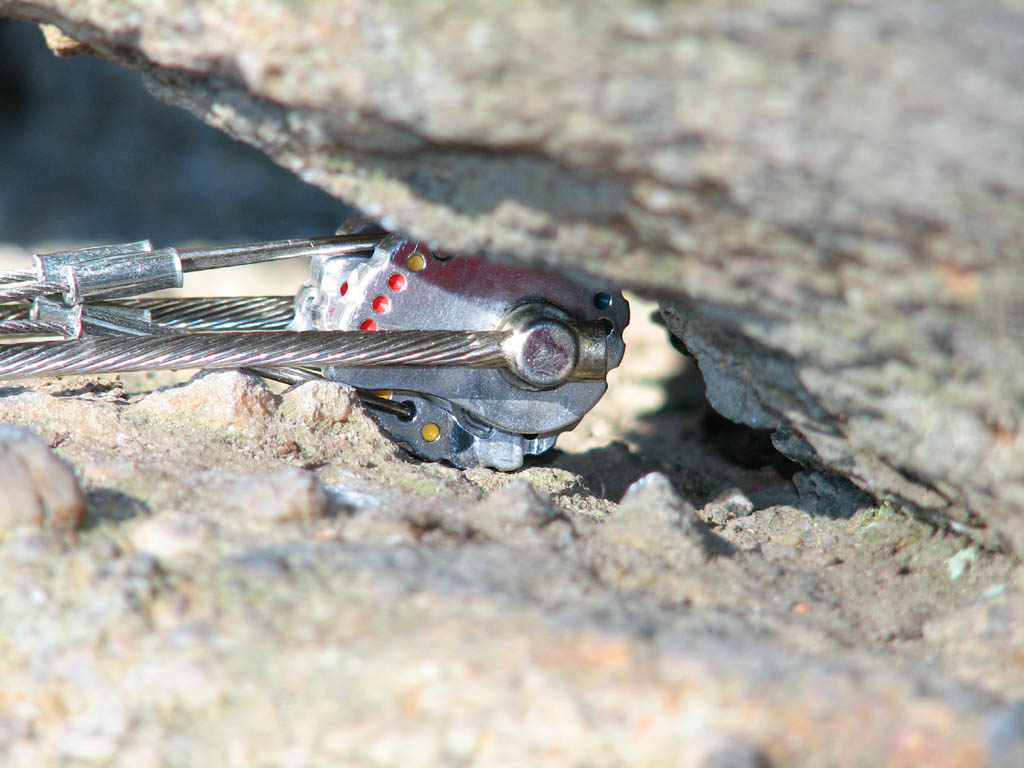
0 222 628 470
35 240 154 282
63 247 184 303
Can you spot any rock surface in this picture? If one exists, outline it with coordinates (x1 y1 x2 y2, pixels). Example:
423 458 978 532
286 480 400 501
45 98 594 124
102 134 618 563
2 0 1020 550
1 3 1024 763
0 294 1020 766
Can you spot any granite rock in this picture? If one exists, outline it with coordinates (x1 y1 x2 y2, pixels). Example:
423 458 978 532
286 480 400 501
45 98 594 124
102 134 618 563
0 305 1018 765
133 369 277 430
2 0 1020 549
0 3 1023 763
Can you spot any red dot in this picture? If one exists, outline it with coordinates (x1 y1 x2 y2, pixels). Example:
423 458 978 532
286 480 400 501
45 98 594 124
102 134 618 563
340 282 349 296
388 273 407 292
372 295 391 314
360 319 378 331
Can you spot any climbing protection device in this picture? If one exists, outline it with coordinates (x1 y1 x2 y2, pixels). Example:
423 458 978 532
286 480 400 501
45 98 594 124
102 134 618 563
0 219 628 470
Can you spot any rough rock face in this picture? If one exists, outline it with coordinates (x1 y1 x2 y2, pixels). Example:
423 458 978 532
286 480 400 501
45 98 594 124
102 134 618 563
3 0 1020 549
1 5 1024 760
0 361 1021 766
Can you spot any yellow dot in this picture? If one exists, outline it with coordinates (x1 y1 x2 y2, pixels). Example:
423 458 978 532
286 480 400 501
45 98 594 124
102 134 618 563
421 423 441 442
373 389 393 400
406 252 426 272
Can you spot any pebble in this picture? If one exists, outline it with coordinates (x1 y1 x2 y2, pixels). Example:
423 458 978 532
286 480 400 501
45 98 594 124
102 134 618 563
793 470 871 518
133 370 277 430
130 513 208 560
468 480 553 539
601 472 710 556
279 379 354 427
618 472 690 526
0 423 84 532
702 743 772 768
224 468 330 522
703 486 755 525
946 546 978 580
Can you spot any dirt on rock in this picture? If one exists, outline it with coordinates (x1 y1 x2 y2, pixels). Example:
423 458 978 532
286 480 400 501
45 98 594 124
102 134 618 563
0 252 1020 764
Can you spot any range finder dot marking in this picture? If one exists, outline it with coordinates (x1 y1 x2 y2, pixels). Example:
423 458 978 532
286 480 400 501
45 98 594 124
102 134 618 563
421 423 441 442
372 295 391 313
360 319 378 331
388 273 407 291
407 252 426 272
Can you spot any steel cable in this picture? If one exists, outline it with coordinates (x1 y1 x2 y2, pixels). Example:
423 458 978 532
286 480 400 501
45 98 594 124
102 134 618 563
0 320 69 337
0 280 67 304
0 330 511 379
178 233 381 272
0 304 28 321
116 296 295 330
0 269 37 285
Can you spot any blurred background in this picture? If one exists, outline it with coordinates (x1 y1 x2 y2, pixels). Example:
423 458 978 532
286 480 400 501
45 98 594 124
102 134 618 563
0 18 348 246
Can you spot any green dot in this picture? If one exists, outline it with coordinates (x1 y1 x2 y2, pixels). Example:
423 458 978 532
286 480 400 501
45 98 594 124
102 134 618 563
593 292 613 310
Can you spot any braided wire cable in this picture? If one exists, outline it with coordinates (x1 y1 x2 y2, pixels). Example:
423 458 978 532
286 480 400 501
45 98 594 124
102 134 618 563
0 304 29 321
115 296 295 330
0 330 511 380
178 233 381 272
0 281 67 304
0 320 69 336
0 269 37 285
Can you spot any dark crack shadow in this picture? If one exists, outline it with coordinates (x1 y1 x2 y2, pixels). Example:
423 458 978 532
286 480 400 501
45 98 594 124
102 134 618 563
551 352 801 510
545 316 892 530
48 380 125 399
81 488 150 530
543 440 658 503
